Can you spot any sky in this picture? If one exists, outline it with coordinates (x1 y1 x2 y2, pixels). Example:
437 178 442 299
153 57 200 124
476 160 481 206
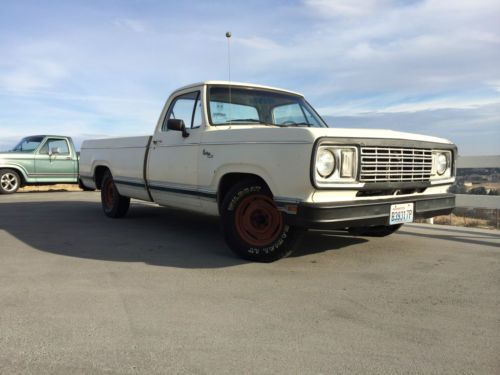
0 0 499 155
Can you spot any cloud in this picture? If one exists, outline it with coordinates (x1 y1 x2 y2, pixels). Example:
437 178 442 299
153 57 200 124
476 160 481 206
304 0 382 17
489 81 500 93
381 99 500 113
112 18 147 33
324 102 500 156
0 0 499 155
236 36 281 50
0 59 68 92
317 97 500 116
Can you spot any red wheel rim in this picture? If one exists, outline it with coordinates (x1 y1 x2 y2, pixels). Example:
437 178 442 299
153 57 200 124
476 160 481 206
103 179 115 209
235 194 284 247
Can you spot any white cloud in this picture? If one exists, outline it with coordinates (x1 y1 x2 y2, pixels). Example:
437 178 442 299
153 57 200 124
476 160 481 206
317 97 500 116
489 81 500 93
0 60 68 92
112 18 147 33
381 98 500 113
237 36 281 50
304 0 386 18
323 103 500 155
0 1 499 155
0 38 71 93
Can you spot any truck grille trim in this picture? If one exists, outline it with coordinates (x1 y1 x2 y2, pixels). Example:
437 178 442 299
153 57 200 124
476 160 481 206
360 147 432 182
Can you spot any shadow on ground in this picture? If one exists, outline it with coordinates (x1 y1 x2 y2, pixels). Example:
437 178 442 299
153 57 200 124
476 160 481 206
0 200 367 268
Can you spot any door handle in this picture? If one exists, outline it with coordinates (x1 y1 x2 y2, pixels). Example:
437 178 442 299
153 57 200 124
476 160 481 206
152 139 163 145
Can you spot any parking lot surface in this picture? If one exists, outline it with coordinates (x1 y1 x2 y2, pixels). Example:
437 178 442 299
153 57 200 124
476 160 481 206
1 192 499 374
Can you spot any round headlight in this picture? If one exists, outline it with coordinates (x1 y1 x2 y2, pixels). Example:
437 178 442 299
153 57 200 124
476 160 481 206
436 153 448 175
316 149 335 178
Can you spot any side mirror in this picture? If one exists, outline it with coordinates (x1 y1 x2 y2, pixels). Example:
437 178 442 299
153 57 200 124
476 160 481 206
167 119 190 138
49 147 60 155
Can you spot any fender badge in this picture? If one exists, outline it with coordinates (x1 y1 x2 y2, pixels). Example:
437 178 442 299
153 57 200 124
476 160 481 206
202 149 213 159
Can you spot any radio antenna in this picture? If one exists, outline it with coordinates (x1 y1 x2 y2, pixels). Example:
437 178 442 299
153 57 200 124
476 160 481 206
226 31 232 82
226 31 232 125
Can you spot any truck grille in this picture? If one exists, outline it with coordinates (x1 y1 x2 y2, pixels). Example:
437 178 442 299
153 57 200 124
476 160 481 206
360 147 432 183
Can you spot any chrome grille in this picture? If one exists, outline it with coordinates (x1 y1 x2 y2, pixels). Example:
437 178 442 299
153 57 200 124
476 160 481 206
360 147 432 182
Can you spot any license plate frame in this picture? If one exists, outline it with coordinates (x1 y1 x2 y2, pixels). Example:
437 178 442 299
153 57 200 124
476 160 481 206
389 203 414 225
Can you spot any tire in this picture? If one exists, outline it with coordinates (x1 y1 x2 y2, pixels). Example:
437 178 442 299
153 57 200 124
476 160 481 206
0 169 21 194
220 179 303 262
348 224 403 237
101 171 130 218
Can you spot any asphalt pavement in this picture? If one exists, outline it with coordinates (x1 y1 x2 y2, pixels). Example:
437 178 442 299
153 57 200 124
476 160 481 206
0 192 499 374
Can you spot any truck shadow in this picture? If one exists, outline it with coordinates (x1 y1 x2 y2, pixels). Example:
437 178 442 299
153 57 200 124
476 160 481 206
0 200 366 268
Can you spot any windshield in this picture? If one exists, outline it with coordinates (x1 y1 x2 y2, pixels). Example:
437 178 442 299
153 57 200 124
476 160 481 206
207 86 327 128
12 136 45 152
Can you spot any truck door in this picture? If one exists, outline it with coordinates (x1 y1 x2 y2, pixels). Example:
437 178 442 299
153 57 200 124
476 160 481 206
34 138 77 183
147 90 202 209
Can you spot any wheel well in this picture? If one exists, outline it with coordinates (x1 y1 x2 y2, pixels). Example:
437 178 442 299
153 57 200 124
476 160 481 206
94 166 110 189
217 173 270 209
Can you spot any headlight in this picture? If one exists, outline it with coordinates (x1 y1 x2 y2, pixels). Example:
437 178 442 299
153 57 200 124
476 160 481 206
314 145 358 186
316 149 335 178
436 153 448 175
431 150 452 180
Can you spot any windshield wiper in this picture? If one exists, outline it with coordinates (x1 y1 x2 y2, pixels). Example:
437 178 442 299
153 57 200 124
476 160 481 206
281 122 311 127
225 119 312 127
225 119 274 126
270 123 311 128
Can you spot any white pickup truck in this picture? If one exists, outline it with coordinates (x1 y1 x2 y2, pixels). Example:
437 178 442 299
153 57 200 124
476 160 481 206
80 81 456 261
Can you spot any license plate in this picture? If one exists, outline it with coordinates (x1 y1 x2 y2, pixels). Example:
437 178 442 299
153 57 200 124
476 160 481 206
389 203 414 225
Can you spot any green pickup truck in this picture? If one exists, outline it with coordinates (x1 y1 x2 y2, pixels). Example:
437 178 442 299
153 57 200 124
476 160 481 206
0 135 81 194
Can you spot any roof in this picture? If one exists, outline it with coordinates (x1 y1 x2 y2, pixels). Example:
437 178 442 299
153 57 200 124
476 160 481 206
173 81 303 97
24 135 73 139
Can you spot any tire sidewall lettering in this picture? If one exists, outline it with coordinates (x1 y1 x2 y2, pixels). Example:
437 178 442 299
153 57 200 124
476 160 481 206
228 186 261 211
246 225 289 255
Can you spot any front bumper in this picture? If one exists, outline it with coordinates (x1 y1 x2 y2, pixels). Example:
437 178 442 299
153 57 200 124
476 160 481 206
287 193 455 229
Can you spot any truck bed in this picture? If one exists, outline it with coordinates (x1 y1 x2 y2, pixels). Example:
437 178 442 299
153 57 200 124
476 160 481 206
82 136 151 149
80 136 152 200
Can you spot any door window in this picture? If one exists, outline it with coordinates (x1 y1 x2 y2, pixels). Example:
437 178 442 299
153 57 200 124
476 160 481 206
39 139 70 155
162 91 201 131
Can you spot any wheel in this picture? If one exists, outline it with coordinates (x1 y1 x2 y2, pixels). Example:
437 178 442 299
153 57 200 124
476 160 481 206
348 224 403 237
101 171 130 218
220 180 303 262
0 169 21 194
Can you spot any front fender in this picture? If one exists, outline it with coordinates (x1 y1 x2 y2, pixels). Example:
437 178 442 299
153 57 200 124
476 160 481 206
0 162 31 183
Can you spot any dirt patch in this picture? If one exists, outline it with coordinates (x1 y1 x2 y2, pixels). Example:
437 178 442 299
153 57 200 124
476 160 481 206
417 213 498 230
19 184 83 193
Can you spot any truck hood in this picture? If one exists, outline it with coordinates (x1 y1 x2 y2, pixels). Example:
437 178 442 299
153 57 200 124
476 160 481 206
0 151 33 160
208 125 454 146
0 151 14 160
306 127 453 145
